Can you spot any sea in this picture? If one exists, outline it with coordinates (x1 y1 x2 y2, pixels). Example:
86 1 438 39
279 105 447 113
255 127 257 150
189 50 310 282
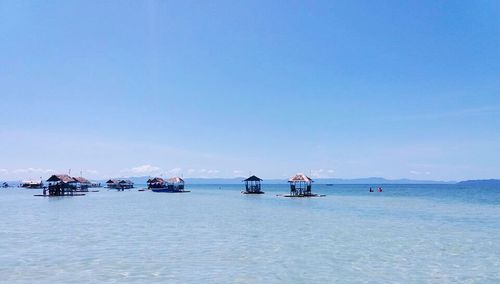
0 184 499 283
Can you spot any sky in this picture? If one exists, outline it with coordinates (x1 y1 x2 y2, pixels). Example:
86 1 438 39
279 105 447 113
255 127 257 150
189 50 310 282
1 0 500 181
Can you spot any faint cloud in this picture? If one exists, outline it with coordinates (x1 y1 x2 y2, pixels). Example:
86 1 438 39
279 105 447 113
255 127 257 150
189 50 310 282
168 168 182 175
233 170 243 176
410 170 431 176
124 165 162 176
13 168 54 174
310 169 335 178
185 168 221 178
200 169 219 174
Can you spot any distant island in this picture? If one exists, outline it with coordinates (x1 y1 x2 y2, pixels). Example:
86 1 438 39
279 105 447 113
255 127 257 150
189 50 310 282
5 177 499 186
457 179 500 187
89 176 456 185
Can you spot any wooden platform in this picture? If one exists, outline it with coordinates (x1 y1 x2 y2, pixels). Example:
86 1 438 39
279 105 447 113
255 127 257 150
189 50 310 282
279 194 326 198
34 194 86 197
151 190 191 193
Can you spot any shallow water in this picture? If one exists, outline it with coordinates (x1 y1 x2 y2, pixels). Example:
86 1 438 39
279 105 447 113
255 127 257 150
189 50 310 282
0 184 499 283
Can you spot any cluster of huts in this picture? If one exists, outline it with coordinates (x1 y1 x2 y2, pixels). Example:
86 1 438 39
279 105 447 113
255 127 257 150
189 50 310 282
27 175 133 196
106 179 134 191
30 172 320 197
242 173 317 197
143 173 317 197
43 174 92 196
147 177 186 192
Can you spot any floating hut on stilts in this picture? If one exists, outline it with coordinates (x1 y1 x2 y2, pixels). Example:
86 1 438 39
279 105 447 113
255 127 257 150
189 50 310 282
286 173 318 197
44 174 83 196
71 177 91 192
106 179 134 191
242 175 264 194
148 177 189 193
147 177 165 189
167 177 186 191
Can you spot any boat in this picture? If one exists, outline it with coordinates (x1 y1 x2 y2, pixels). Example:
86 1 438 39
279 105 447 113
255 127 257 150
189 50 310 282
21 180 44 189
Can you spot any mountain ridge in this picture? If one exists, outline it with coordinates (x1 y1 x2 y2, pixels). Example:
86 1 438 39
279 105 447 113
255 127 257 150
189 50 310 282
90 176 456 185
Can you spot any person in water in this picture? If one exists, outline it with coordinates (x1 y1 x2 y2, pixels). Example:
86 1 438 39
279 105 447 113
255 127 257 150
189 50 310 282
369 187 374 192
378 187 383 192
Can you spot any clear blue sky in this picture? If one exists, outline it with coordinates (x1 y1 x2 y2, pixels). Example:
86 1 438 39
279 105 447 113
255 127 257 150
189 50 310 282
1 0 499 181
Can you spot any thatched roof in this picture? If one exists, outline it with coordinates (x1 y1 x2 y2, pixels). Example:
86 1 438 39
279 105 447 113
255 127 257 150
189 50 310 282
149 177 165 183
73 177 90 183
47 174 75 183
244 175 262 182
106 179 133 184
168 177 184 183
288 173 313 183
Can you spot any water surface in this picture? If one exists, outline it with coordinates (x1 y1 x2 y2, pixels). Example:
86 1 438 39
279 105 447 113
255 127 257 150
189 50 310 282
0 184 499 283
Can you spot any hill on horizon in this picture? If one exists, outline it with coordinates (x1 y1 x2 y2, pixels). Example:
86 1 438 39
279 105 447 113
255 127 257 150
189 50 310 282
457 179 500 187
92 176 456 185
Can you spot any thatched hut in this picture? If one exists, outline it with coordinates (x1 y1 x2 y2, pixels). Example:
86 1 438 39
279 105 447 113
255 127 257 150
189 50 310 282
106 179 120 188
288 174 314 196
167 177 185 191
46 174 77 196
243 175 264 194
106 179 134 190
147 177 166 189
119 180 134 189
148 177 189 193
71 177 91 191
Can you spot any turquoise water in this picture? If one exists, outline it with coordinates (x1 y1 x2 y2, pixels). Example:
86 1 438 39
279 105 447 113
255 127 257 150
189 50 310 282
1 184 499 283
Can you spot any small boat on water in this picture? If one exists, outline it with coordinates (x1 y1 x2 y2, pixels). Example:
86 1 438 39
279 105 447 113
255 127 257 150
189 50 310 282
21 180 44 189
148 177 190 193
